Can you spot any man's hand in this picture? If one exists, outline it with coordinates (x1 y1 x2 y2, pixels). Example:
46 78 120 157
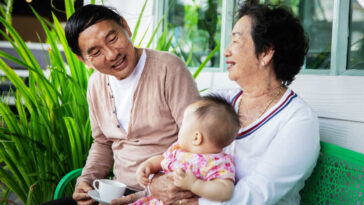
72 181 95 205
136 161 153 187
110 191 145 205
150 173 195 205
173 167 197 191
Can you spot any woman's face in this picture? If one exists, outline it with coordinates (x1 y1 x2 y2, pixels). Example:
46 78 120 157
224 16 260 84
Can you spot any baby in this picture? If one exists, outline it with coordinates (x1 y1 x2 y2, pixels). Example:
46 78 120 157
133 95 240 204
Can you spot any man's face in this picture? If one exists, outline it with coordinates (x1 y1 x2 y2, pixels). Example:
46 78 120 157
77 19 138 80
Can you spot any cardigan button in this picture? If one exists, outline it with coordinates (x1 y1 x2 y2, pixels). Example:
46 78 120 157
110 95 114 98
117 125 120 128
113 110 116 114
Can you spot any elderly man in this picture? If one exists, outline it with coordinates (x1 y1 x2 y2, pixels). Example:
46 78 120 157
64 4 199 205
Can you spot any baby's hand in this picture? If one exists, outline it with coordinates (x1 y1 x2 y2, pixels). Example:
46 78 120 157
136 161 152 188
173 166 197 191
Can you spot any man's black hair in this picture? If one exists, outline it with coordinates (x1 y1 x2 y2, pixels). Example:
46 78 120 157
65 4 123 57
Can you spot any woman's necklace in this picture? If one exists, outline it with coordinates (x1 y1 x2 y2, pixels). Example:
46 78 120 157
239 84 284 121
258 85 283 118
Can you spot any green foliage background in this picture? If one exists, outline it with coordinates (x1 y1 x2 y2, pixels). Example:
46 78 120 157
0 0 219 204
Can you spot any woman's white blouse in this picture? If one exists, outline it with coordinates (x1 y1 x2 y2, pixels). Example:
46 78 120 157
199 88 320 205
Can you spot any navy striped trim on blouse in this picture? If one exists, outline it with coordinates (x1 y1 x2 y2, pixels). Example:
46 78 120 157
233 90 297 140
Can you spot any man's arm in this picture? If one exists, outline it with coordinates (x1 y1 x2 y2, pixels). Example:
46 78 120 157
76 87 114 185
73 86 114 204
164 56 200 127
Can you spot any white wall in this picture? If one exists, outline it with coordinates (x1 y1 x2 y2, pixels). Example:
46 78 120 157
84 0 155 48
290 75 364 154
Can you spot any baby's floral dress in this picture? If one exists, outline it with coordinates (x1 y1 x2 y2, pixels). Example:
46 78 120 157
131 142 235 205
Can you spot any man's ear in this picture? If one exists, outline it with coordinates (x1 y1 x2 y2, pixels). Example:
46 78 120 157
120 17 132 37
76 55 93 69
76 55 86 64
192 131 203 146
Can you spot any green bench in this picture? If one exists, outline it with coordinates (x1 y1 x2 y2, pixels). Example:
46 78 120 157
54 141 364 203
300 141 364 204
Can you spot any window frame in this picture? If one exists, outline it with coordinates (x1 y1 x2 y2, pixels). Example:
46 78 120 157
155 0 364 76
155 0 235 72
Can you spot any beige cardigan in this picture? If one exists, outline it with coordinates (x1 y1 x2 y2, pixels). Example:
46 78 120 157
77 49 200 190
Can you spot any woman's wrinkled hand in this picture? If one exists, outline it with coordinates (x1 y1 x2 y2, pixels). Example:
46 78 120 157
150 173 196 205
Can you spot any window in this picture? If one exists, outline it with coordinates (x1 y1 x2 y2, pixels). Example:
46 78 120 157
258 0 333 70
348 0 364 70
301 1 333 70
164 0 223 68
159 0 364 75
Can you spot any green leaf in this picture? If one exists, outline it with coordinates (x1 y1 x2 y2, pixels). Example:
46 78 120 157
132 0 148 43
193 42 220 78
0 59 35 112
65 0 75 19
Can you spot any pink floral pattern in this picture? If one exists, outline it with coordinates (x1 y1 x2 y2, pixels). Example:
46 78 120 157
131 142 235 205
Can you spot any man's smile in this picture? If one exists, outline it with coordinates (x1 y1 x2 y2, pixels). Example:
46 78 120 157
112 55 127 70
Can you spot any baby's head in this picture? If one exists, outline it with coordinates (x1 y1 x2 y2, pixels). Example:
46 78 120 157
178 95 240 154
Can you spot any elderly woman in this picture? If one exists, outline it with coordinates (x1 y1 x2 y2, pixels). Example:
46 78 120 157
113 2 320 205
141 2 320 205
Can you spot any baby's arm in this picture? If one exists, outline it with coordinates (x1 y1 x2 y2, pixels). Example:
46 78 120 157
136 155 164 187
173 167 234 202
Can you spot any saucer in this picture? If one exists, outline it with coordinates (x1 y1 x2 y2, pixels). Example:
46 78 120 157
88 190 110 205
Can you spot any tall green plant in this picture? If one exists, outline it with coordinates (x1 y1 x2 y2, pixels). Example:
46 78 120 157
0 4 90 205
0 0 217 204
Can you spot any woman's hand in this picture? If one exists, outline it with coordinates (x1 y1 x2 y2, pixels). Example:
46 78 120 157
150 173 196 205
72 181 95 205
110 191 146 205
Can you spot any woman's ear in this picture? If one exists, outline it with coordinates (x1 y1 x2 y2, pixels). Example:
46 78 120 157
260 47 275 67
192 131 203 146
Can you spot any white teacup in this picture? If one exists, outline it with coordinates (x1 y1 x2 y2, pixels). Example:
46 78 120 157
92 179 126 202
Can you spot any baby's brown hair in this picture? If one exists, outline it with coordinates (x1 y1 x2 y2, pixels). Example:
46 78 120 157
194 95 240 148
